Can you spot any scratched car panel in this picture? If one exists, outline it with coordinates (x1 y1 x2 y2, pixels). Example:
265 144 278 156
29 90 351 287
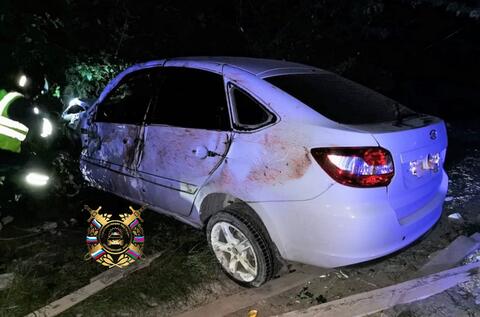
79 57 448 286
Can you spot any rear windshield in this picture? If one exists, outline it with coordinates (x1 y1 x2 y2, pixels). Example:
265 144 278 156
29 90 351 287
265 73 416 124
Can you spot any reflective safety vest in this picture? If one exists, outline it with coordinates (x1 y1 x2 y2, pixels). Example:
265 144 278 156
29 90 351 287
0 91 29 153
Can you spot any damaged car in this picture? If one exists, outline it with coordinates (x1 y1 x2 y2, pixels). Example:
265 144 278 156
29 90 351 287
79 57 448 287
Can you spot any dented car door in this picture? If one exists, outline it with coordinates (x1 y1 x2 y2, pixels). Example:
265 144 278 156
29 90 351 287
81 69 155 200
137 66 232 216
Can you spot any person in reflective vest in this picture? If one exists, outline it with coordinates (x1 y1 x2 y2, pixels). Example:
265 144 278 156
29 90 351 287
0 88 29 153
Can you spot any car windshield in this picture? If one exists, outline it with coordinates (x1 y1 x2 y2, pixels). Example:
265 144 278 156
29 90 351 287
265 72 417 124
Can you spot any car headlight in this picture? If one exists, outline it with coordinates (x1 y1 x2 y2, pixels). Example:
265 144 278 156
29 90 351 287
40 118 53 138
25 172 50 186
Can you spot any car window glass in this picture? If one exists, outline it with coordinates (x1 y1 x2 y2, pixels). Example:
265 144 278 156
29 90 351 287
231 87 272 129
95 70 153 124
265 73 417 124
148 67 230 131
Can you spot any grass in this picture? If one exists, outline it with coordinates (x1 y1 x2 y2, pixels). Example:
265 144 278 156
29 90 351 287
0 189 221 317
0 226 104 316
63 212 220 317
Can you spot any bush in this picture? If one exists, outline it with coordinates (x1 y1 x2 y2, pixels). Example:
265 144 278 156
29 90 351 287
62 58 128 103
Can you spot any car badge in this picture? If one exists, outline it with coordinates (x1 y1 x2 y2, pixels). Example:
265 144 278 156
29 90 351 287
429 129 437 140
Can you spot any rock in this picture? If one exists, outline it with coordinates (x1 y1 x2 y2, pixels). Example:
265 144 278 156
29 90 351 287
445 196 454 202
0 273 14 290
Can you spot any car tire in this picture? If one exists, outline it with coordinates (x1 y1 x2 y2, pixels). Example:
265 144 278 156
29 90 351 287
206 205 277 287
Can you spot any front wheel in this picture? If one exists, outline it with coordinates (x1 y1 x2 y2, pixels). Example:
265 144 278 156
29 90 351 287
206 208 277 287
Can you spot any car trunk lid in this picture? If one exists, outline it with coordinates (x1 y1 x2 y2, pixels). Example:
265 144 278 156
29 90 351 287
350 116 447 221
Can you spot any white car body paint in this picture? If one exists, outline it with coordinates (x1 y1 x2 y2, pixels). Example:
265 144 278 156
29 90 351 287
79 57 448 268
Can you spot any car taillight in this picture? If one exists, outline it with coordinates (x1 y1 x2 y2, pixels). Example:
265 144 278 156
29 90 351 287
311 147 394 187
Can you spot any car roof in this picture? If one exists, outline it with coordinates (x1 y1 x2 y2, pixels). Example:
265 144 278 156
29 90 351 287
166 56 316 77
98 57 324 104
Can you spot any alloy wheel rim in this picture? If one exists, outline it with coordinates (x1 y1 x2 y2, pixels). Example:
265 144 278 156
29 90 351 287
210 221 258 282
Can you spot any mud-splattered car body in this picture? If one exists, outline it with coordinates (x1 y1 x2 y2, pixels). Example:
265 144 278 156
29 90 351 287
79 57 448 268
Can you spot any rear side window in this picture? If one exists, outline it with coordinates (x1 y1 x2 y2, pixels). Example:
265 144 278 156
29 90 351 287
148 67 230 131
230 86 274 130
95 70 153 124
265 73 416 124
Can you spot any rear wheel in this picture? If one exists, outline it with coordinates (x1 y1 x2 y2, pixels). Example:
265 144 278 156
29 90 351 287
206 207 277 287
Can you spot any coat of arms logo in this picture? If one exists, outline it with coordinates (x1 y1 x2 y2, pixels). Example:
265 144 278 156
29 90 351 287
85 205 145 268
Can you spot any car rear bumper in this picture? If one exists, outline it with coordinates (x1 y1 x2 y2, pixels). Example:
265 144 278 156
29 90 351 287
249 170 448 268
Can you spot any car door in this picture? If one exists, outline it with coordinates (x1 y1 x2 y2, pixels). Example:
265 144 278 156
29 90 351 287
82 69 155 200
137 66 232 216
